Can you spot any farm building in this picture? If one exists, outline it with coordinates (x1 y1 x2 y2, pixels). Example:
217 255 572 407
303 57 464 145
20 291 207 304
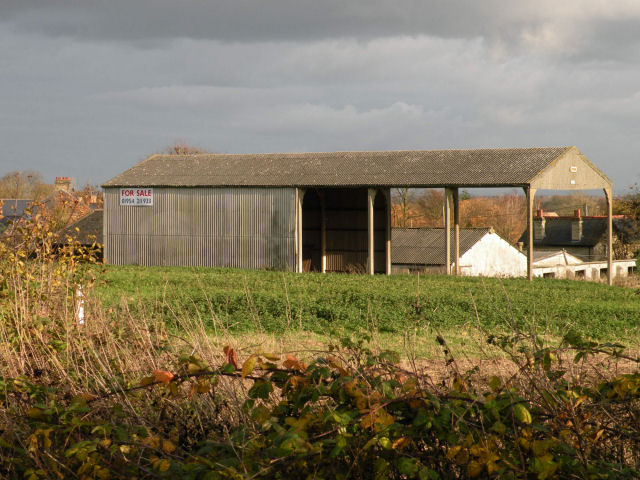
392 227 527 277
520 209 638 261
392 229 637 281
102 146 616 282
531 250 636 280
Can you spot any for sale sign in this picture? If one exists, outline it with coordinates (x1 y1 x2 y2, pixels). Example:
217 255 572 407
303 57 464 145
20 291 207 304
120 188 153 206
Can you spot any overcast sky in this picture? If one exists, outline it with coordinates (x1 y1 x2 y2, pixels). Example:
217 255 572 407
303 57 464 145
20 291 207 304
1 1 639 192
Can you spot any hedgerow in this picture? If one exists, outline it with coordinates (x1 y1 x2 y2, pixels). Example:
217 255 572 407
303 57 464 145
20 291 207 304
3 330 640 479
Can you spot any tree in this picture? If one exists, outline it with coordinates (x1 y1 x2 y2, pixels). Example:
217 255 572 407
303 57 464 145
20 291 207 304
162 141 207 155
414 189 444 227
392 188 418 227
614 183 640 220
0 170 53 200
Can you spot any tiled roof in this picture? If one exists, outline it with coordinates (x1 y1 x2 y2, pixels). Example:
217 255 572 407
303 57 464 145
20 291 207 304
0 199 33 225
392 227 491 265
103 147 573 188
57 210 103 245
520 216 632 247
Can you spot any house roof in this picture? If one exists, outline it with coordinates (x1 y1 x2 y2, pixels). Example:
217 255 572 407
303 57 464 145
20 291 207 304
532 249 583 265
103 147 582 188
57 210 103 245
520 216 631 247
0 199 33 224
392 227 491 265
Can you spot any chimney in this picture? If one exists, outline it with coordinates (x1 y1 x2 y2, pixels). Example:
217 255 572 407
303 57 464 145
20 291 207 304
55 176 72 192
534 212 546 241
517 241 524 252
571 209 583 241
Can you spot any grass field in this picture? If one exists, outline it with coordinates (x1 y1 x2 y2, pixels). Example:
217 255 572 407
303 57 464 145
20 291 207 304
95 266 640 350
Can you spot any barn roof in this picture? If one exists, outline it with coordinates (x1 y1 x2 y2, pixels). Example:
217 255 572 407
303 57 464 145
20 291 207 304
392 227 491 265
103 146 610 188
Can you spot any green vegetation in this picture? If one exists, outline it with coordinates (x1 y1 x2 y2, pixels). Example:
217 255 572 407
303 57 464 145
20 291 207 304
97 266 640 341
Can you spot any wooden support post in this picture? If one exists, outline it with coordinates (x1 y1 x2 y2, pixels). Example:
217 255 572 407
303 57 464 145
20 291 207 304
444 188 452 275
320 191 327 274
453 188 460 276
297 189 305 273
367 188 376 275
604 188 613 286
526 186 536 281
385 188 391 275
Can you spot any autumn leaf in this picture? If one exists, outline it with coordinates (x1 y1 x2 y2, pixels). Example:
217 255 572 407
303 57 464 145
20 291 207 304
467 460 483 478
392 436 411 451
70 393 96 406
153 370 174 384
187 363 201 374
241 355 257 379
162 439 176 454
283 354 306 371
196 379 211 394
223 346 238 369
152 458 171 472
360 408 394 431
26 407 44 420
140 376 155 387
513 403 533 424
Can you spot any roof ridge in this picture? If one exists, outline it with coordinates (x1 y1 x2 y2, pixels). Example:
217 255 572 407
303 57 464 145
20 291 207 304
156 146 572 158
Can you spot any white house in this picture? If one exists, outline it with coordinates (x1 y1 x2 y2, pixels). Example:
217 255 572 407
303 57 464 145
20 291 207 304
391 227 527 277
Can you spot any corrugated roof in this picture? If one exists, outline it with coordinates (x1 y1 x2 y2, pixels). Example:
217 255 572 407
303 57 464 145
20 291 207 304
392 227 491 265
103 147 574 188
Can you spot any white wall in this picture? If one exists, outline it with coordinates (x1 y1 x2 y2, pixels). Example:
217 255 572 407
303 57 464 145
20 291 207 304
533 259 636 280
458 233 527 277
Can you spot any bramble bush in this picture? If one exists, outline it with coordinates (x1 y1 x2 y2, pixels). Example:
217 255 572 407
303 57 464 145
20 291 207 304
3 330 640 479
2 213 640 479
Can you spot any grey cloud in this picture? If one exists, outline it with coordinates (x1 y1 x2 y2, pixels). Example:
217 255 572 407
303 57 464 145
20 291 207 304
1 7 640 189
1 0 498 42
3 0 640 64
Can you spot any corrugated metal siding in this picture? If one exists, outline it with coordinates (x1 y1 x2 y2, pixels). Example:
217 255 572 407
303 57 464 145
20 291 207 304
104 187 296 269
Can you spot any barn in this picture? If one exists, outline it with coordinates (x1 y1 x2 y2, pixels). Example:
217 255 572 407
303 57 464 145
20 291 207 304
102 147 615 282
